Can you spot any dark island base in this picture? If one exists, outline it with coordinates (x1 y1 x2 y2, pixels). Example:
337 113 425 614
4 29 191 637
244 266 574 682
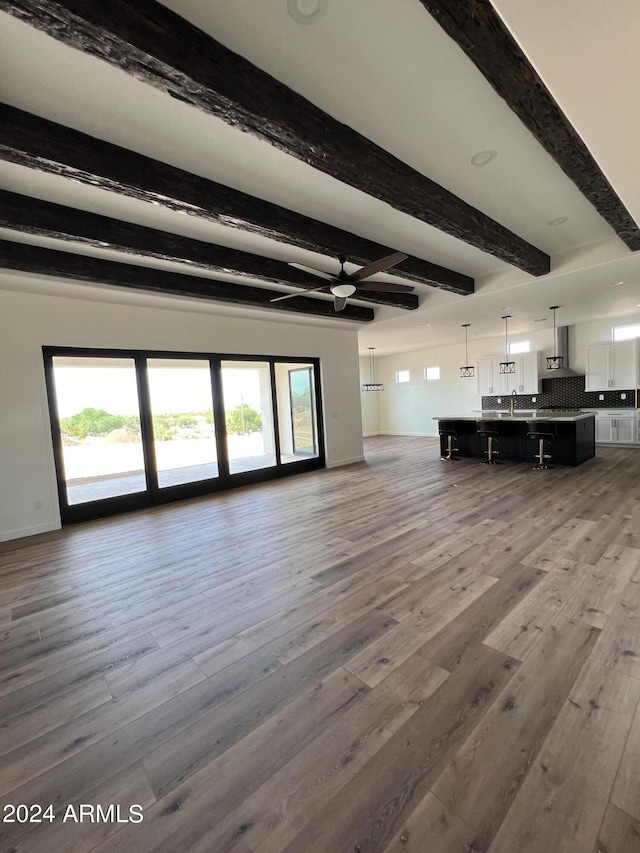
438 417 596 466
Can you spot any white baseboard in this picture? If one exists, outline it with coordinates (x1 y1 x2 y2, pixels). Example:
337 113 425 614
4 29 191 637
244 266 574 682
0 521 60 543
379 431 438 438
325 455 366 468
362 431 381 438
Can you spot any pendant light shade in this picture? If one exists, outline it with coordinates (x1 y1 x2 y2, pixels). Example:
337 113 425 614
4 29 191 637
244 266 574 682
362 347 383 391
460 324 475 377
499 315 516 374
546 305 564 370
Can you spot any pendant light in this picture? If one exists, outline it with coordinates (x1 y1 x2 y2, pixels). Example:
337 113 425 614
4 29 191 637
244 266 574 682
459 324 475 377
499 315 516 374
362 347 383 391
546 305 564 370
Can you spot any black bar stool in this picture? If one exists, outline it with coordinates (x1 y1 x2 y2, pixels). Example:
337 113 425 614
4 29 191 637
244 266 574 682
526 421 555 469
477 420 501 465
439 420 460 461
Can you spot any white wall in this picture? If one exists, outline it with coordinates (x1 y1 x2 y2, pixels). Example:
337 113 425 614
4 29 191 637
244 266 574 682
377 343 482 437
374 327 556 437
0 287 363 542
370 314 640 439
570 311 640 370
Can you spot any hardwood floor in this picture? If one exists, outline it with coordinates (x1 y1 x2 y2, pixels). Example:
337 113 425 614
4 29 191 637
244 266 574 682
1 436 639 852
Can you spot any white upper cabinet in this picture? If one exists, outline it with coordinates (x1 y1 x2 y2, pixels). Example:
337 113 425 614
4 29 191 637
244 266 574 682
611 341 637 388
477 356 499 396
477 352 539 397
585 341 638 391
515 351 540 394
585 344 610 392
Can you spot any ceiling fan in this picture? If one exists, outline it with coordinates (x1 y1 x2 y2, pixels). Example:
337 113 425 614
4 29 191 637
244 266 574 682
270 252 413 311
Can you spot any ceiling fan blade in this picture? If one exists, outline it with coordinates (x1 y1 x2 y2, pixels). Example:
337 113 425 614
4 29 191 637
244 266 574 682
270 285 329 302
349 252 408 282
355 281 415 293
288 262 334 281
333 295 348 312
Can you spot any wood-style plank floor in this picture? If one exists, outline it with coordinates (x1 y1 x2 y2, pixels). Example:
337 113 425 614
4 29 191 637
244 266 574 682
1 436 640 853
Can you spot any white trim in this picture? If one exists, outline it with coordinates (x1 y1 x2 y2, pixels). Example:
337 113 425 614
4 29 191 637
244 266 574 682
379 430 438 437
362 431 381 438
325 455 365 468
0 521 60 542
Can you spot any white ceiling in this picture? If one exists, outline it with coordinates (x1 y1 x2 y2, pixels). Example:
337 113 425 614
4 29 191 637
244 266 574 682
1 0 639 353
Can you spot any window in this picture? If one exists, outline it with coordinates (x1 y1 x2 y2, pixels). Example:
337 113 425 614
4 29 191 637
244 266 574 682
508 341 530 354
395 370 410 383
50 356 146 506
613 324 640 341
423 366 440 381
44 347 324 525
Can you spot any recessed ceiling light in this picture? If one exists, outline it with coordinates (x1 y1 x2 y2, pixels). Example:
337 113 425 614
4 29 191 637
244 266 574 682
548 216 569 226
470 149 497 166
609 280 625 287
287 0 328 25
534 318 548 322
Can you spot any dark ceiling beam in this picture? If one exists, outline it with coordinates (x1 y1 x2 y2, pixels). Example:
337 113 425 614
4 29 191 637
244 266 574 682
0 239 374 321
0 0 549 276
0 104 464 300
0 190 418 310
419 0 640 250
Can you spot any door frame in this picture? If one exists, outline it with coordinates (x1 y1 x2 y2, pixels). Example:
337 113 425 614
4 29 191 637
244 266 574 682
43 346 325 525
288 366 318 456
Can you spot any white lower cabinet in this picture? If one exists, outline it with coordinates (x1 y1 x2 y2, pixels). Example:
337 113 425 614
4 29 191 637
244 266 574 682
595 417 614 443
594 411 636 444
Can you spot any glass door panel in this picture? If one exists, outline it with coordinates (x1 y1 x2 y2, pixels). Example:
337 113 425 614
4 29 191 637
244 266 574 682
146 359 219 488
275 363 319 463
51 356 146 505
221 361 276 473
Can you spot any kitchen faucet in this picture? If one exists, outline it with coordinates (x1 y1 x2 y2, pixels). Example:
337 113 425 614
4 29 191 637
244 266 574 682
510 389 517 416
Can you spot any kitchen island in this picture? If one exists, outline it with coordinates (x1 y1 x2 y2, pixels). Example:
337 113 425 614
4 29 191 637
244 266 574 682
434 411 595 466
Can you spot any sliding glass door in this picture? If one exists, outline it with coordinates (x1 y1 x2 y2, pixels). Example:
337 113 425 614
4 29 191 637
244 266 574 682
44 348 324 524
146 359 219 488
274 363 319 463
50 356 147 507
221 360 277 474
290 367 317 456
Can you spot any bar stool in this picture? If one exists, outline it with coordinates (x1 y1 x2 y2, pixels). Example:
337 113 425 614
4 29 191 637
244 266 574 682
526 421 555 469
439 420 460 461
477 420 501 465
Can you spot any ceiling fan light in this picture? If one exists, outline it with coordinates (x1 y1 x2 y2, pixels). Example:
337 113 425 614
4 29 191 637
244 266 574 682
331 283 357 298
287 0 327 25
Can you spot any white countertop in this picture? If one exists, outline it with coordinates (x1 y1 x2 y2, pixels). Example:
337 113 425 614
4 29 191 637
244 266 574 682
434 411 595 423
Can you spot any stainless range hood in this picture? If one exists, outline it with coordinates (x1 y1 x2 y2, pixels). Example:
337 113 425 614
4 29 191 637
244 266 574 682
545 326 583 378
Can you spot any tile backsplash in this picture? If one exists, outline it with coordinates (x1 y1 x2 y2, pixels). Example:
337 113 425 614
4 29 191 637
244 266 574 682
482 375 637 411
